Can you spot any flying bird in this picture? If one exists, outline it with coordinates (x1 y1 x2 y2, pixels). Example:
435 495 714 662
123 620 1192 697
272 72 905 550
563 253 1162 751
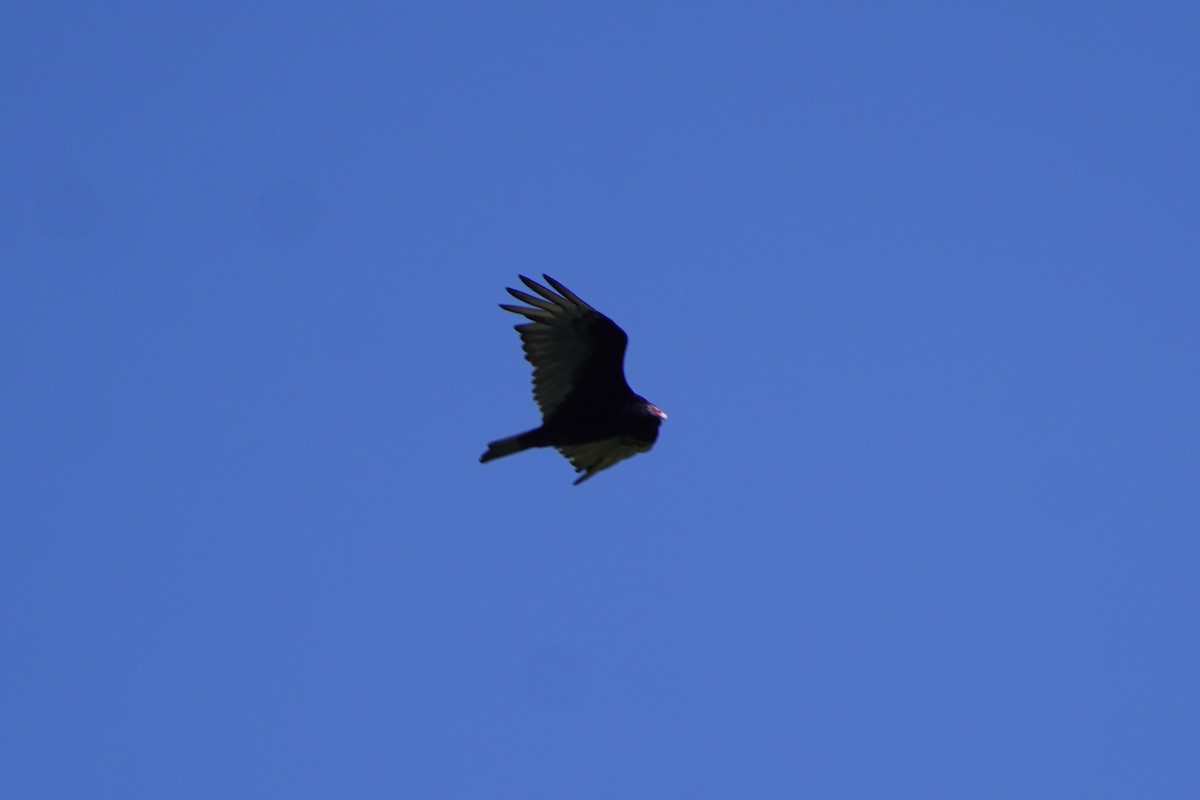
480 275 667 485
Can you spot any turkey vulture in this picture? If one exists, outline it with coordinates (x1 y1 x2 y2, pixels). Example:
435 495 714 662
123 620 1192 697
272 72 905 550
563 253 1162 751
480 275 667 485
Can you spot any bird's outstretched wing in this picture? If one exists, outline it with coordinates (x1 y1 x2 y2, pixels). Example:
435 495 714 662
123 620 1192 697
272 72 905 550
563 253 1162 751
499 275 630 417
556 437 653 485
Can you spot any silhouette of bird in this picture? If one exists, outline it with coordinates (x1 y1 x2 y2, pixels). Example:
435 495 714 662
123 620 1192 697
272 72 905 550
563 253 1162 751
480 275 667 485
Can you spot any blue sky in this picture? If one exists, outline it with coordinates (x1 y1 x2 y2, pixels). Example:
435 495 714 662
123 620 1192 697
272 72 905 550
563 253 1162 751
3 1 1198 797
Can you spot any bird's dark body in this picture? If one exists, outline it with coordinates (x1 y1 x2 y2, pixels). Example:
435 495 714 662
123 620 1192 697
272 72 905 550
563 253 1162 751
480 275 666 484
505 396 661 449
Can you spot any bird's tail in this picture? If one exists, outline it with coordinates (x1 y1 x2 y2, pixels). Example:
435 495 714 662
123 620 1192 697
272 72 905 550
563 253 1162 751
479 428 544 463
